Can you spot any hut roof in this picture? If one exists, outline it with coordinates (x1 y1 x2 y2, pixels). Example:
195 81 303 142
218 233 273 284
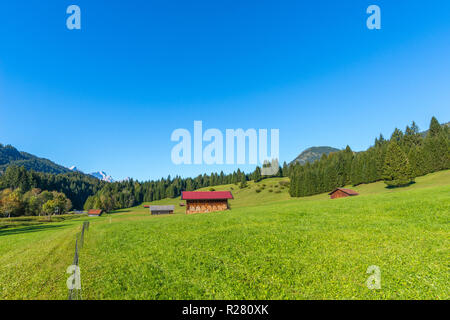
150 205 175 211
181 191 234 200
88 209 103 215
328 188 359 196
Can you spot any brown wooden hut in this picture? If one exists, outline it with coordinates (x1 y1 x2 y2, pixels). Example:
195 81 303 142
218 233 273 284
149 205 174 215
328 188 359 199
181 191 233 214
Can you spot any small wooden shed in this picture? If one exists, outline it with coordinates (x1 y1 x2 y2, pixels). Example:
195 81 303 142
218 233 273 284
149 205 174 215
181 191 233 214
328 188 359 199
88 209 103 217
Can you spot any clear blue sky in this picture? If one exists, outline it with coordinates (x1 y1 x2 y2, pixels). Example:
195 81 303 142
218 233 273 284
1 1 449 181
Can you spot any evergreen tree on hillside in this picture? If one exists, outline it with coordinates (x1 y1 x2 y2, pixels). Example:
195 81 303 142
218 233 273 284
408 146 426 177
282 162 289 177
404 121 422 148
252 166 262 182
423 131 450 173
390 128 404 143
428 116 442 138
239 173 248 189
382 141 414 187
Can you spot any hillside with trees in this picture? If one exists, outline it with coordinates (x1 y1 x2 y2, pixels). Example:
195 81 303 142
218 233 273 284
289 117 449 197
0 166 105 211
1 117 447 215
0 188 72 218
83 167 287 212
0 144 71 175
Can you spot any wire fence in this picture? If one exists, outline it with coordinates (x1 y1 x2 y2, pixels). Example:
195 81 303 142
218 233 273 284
68 221 89 300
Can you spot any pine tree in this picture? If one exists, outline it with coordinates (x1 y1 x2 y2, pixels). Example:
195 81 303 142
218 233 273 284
239 173 248 189
382 141 414 187
390 128 404 144
408 146 426 177
282 162 289 177
253 166 262 182
428 116 442 138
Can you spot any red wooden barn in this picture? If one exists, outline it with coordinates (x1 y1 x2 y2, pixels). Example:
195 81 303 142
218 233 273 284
181 191 233 214
328 188 359 199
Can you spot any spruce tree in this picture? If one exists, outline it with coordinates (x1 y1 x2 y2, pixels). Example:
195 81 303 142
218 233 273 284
428 116 442 138
383 141 414 187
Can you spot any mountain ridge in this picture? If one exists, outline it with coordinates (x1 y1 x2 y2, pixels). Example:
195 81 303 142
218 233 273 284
290 146 340 165
0 144 71 175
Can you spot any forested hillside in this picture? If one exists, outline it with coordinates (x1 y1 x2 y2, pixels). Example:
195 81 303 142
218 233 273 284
0 144 70 175
83 165 288 212
0 166 105 213
289 117 449 197
1 117 448 215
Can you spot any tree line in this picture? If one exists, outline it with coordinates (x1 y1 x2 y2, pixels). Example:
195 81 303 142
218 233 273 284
0 188 72 218
84 166 288 212
289 117 449 197
1 117 447 215
0 166 105 214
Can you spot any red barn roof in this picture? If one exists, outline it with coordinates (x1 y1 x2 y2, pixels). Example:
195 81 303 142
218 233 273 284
181 191 234 200
328 188 359 196
88 209 103 215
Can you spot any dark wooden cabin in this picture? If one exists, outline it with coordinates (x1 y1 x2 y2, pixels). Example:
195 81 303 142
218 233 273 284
328 188 359 199
181 191 233 214
149 205 174 215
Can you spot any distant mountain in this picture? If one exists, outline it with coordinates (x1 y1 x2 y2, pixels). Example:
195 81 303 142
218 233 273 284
290 146 340 165
0 144 115 183
68 165 114 183
0 144 71 175
69 165 81 172
90 171 114 183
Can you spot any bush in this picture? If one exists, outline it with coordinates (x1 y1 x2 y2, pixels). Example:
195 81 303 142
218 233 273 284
209 188 215 191
268 189 273 193
279 181 290 187
255 189 261 193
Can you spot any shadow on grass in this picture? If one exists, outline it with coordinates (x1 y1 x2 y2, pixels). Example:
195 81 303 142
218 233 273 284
107 209 133 215
0 224 68 237
385 181 416 189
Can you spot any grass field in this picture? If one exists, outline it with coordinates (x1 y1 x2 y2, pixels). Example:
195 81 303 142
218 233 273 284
0 170 449 299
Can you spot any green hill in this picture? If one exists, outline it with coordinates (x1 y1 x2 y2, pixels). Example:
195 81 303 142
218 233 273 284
0 143 70 175
0 170 449 299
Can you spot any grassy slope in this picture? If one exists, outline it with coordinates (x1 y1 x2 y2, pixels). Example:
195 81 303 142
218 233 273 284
0 171 449 299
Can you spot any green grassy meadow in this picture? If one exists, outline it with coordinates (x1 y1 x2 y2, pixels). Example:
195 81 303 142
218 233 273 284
0 170 449 299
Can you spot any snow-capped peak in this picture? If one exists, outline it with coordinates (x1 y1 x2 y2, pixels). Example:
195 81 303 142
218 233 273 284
69 165 82 172
90 171 114 183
